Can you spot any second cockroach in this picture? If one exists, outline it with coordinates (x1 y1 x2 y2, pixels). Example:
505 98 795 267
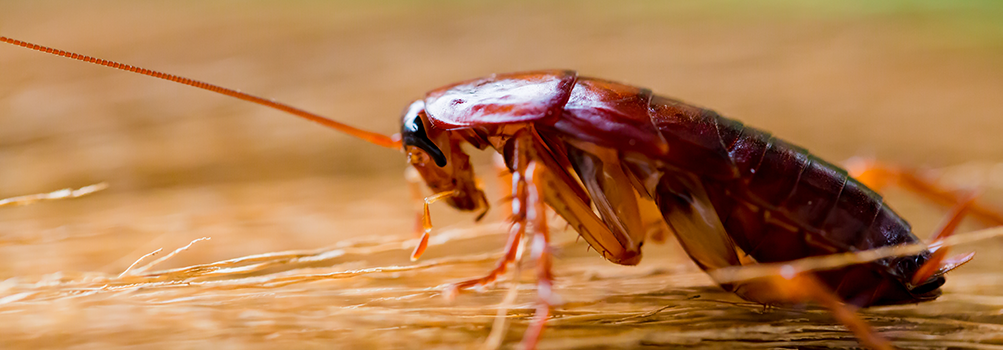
3 37 999 350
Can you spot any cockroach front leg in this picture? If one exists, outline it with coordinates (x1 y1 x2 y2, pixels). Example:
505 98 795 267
406 167 457 261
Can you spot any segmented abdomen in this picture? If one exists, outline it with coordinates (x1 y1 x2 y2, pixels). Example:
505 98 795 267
647 94 937 306
539 75 937 305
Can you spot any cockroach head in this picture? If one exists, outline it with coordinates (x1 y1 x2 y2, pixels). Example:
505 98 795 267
399 99 488 214
401 100 447 167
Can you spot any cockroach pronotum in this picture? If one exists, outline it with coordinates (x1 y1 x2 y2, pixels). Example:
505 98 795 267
3 36 1001 350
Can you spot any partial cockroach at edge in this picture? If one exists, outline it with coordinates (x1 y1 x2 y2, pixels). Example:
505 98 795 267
3 36 1002 350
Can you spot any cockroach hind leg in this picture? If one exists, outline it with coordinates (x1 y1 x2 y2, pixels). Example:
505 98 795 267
846 158 1003 226
845 156 894 192
758 272 895 350
911 191 978 286
935 252 976 276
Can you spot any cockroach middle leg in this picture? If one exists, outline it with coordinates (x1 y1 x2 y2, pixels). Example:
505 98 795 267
445 130 560 349
445 136 537 294
507 130 558 350
521 160 557 350
444 217 525 294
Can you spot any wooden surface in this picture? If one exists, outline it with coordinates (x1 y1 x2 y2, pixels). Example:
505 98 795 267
2 1 1003 349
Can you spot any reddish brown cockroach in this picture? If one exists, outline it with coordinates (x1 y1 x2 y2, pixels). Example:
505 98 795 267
3 36 999 350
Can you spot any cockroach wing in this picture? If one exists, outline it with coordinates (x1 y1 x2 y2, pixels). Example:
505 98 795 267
423 70 577 129
648 95 742 180
654 173 742 274
533 138 642 265
567 146 648 254
552 77 669 157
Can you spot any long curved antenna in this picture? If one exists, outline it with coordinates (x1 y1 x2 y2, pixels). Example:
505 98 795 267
1 36 402 150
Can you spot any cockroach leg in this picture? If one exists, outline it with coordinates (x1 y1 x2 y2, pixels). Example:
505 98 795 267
410 189 456 261
447 217 525 292
846 157 986 285
846 158 1003 226
910 192 978 286
521 160 558 350
447 135 543 293
495 153 514 220
447 131 558 349
406 167 426 236
512 131 561 350
446 142 532 293
761 272 894 350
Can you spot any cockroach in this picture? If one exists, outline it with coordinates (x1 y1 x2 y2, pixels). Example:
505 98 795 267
3 36 999 350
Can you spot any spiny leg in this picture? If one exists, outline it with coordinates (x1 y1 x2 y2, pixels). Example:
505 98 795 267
446 145 529 292
447 130 559 349
510 130 558 349
520 160 556 349
846 158 1003 226
446 218 525 293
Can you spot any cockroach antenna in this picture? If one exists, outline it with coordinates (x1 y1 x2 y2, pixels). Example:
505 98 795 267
0 36 402 150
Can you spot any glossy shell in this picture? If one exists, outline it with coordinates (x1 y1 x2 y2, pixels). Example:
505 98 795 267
423 70 577 129
421 69 939 306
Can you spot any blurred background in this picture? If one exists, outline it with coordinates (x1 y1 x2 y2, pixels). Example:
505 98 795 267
1 0 1002 349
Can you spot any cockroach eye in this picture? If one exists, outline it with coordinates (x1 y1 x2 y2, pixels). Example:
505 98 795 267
401 115 447 167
